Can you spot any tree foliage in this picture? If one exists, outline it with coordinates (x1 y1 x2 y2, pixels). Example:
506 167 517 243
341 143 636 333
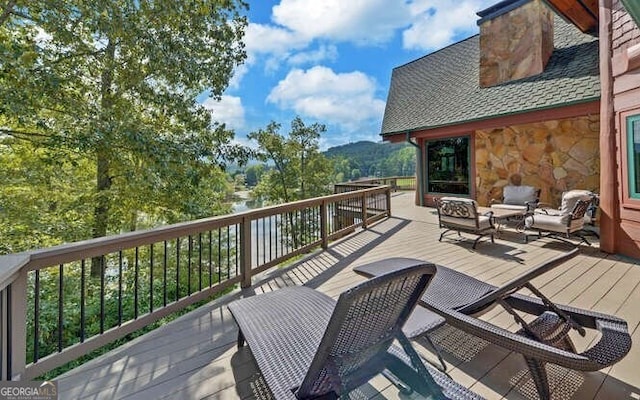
326 141 416 181
1 1 249 254
249 117 334 204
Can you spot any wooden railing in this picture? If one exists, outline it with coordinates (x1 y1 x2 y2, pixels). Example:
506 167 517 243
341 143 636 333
335 176 416 193
0 186 391 380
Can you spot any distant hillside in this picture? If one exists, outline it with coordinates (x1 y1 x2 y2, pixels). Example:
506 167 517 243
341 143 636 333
324 141 415 180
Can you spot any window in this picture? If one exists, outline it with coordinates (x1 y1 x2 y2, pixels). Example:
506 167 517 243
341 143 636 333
627 114 640 199
425 136 470 195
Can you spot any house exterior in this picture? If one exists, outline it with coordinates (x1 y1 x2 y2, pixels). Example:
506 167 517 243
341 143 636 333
381 0 640 258
599 0 640 258
381 0 600 210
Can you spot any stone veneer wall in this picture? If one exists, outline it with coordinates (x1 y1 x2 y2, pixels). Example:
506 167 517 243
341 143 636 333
475 114 600 207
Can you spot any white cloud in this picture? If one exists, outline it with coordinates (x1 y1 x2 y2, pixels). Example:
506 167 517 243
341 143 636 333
272 0 410 45
202 95 245 130
234 1 491 86
287 44 338 66
403 0 495 50
244 23 309 57
266 66 385 130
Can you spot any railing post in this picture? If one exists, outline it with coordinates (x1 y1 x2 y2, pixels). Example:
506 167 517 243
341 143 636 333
240 217 252 288
320 201 328 249
8 269 27 380
361 192 368 229
386 187 392 217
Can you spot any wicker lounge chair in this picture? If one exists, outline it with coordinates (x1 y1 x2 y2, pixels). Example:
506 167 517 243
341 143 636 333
228 264 483 400
354 249 632 400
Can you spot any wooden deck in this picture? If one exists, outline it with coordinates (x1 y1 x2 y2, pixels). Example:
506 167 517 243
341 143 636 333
56 192 640 400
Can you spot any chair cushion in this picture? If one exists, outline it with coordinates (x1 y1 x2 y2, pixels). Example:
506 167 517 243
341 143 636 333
491 204 528 212
559 190 592 214
534 208 562 216
503 185 537 205
525 213 584 233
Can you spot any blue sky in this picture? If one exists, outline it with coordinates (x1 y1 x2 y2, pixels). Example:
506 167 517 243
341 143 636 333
203 0 496 150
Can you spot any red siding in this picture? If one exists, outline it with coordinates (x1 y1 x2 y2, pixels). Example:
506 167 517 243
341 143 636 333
609 0 640 258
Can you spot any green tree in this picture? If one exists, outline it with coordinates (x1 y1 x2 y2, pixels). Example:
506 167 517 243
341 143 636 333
0 138 95 253
249 117 333 204
244 164 266 187
380 146 416 176
1 1 248 261
248 117 333 249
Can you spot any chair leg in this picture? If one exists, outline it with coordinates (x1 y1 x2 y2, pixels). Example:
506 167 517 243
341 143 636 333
472 235 484 249
423 333 447 372
237 330 245 348
439 229 452 242
523 356 551 400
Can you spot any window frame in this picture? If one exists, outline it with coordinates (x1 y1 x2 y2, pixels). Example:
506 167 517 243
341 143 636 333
424 135 472 196
621 110 640 208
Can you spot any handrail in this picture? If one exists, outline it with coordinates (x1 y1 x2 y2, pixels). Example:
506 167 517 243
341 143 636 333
335 176 416 192
0 185 392 380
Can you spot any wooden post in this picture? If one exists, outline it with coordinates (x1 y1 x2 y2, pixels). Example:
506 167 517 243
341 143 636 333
599 0 617 254
386 187 392 217
362 192 368 229
320 201 328 250
240 217 252 288
8 269 27 380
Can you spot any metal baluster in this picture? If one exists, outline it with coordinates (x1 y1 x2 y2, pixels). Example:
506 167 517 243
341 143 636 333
209 231 213 287
58 264 63 352
135 248 139 319
187 235 192 296
80 260 85 342
176 238 180 301
198 233 203 292
118 251 123 325
33 271 40 362
150 243 154 313
163 241 168 307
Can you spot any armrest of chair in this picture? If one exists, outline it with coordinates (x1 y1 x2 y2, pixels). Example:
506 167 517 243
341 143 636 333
428 302 630 370
429 304 590 364
536 202 554 210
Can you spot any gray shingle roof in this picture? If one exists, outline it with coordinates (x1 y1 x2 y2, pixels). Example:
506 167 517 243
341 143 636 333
380 15 599 136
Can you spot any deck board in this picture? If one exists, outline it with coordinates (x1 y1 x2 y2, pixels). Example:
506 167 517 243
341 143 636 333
56 192 640 400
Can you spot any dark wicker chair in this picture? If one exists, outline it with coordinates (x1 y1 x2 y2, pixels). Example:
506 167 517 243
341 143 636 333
354 249 632 400
227 264 483 400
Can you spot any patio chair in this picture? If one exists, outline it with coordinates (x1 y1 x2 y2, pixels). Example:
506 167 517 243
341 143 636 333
354 249 632 400
490 184 540 213
436 197 496 249
524 190 593 245
228 264 483 400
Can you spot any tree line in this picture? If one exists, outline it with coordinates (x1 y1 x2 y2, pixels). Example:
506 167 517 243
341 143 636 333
0 1 418 376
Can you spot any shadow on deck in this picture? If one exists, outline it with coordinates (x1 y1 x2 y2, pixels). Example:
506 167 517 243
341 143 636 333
56 192 640 400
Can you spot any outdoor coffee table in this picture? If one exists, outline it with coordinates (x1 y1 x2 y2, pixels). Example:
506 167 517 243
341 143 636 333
478 206 527 235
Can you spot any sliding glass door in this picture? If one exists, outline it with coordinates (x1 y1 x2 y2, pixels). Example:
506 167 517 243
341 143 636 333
425 136 470 195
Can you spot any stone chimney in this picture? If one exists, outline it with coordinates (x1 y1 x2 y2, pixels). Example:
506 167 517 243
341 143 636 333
477 0 554 88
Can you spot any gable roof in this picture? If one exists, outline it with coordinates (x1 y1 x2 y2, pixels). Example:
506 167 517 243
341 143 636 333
380 15 599 137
